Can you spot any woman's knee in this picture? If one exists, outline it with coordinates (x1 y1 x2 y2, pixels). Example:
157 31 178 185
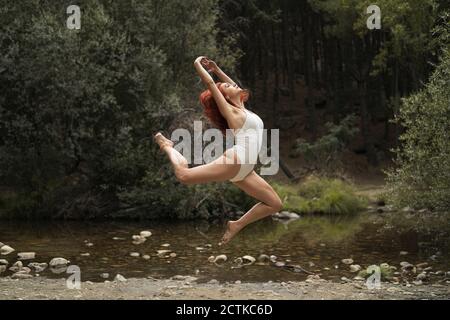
268 193 283 212
175 168 193 185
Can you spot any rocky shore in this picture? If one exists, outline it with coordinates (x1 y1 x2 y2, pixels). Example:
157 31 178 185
0 276 449 300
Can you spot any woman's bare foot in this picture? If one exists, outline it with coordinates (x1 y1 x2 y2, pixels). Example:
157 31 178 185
154 132 174 150
219 221 242 246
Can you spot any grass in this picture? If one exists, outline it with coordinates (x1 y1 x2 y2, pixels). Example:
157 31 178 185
272 176 368 215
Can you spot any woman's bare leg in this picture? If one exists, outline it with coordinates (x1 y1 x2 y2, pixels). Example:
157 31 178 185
154 133 241 184
220 171 283 245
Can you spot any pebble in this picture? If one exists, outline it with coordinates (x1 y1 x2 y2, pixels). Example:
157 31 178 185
28 262 48 273
257 254 271 263
399 251 409 256
0 259 8 265
213 255 227 264
80 253 90 257
85 242 94 247
161 243 171 247
9 261 23 272
11 273 33 279
0 245 15 255
274 261 285 267
169 253 177 258
208 279 219 284
112 237 126 241
100 273 109 279
140 231 152 238
269 255 277 262
114 274 127 282
235 280 242 284
0 265 6 273
242 255 256 265
49 258 70 267
350 264 362 273
342 258 354 265
142 255 151 260
416 272 428 281
130 252 140 257
416 262 428 268
17 252 36 260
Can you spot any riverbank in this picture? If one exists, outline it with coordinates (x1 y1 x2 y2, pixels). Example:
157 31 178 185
0 276 448 300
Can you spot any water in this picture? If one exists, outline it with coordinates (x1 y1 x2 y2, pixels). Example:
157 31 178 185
1 213 449 283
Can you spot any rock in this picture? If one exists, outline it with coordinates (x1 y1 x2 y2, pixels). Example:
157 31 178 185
132 235 146 245
208 256 215 263
435 270 445 276
161 243 171 247
142 255 151 260
208 279 219 284
156 250 171 257
140 231 152 238
308 261 315 268
171 275 198 282
416 262 428 268
0 242 3 247
353 276 365 281
340 277 351 283
412 280 423 285
353 283 364 289
169 253 177 258
342 258 354 265
213 255 227 264
85 242 94 247
195 247 204 251
306 275 321 281
114 274 127 282
80 253 90 257
28 262 48 273
350 264 362 273
130 252 140 257
100 273 109 279
235 280 242 284
0 265 6 273
0 259 8 265
274 261 285 267
0 245 15 255
49 258 69 267
323 267 331 271
269 255 277 262
9 261 23 272
275 211 300 220
112 237 126 241
257 254 271 263
400 261 413 269
416 272 428 281
242 255 256 265
380 263 390 269
17 252 36 260
402 206 414 213
11 273 33 279
399 251 408 256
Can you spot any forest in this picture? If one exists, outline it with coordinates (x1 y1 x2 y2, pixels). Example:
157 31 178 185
0 0 449 219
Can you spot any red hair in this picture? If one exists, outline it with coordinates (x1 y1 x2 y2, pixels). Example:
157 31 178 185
199 82 249 134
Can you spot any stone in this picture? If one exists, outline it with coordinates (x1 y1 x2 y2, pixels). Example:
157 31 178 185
12 273 33 279
85 242 94 247
242 255 256 265
157 250 171 257
269 255 277 262
416 262 428 268
0 259 8 265
416 272 428 281
208 279 219 284
80 253 90 257
308 261 315 268
213 255 227 264
9 261 23 272
100 273 109 279
274 261 285 267
140 231 152 238
0 245 15 255
399 251 409 256
142 255 151 260
17 252 36 260
0 265 6 273
340 277 351 283
28 262 48 273
130 252 140 257
169 253 177 258
114 274 127 282
257 254 271 263
112 237 126 241
350 264 362 273
49 258 70 267
412 280 423 285
208 256 215 263
342 258 354 265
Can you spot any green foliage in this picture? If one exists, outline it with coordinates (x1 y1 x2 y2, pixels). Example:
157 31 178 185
386 47 450 211
290 115 359 173
272 177 367 215
0 0 238 219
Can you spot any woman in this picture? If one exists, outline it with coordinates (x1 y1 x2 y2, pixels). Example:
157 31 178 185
154 56 283 245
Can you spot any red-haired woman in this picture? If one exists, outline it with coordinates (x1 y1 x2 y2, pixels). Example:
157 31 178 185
154 56 282 245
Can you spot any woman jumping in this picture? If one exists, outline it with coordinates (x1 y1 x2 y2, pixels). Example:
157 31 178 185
154 56 283 245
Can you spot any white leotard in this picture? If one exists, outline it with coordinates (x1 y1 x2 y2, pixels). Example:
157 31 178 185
229 108 264 182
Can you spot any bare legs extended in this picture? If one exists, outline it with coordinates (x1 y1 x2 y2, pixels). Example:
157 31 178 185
154 132 282 245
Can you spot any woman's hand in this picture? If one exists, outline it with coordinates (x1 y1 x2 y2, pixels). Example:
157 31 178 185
201 57 218 73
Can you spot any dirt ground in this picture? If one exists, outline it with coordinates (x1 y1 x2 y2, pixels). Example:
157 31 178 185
0 277 448 300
